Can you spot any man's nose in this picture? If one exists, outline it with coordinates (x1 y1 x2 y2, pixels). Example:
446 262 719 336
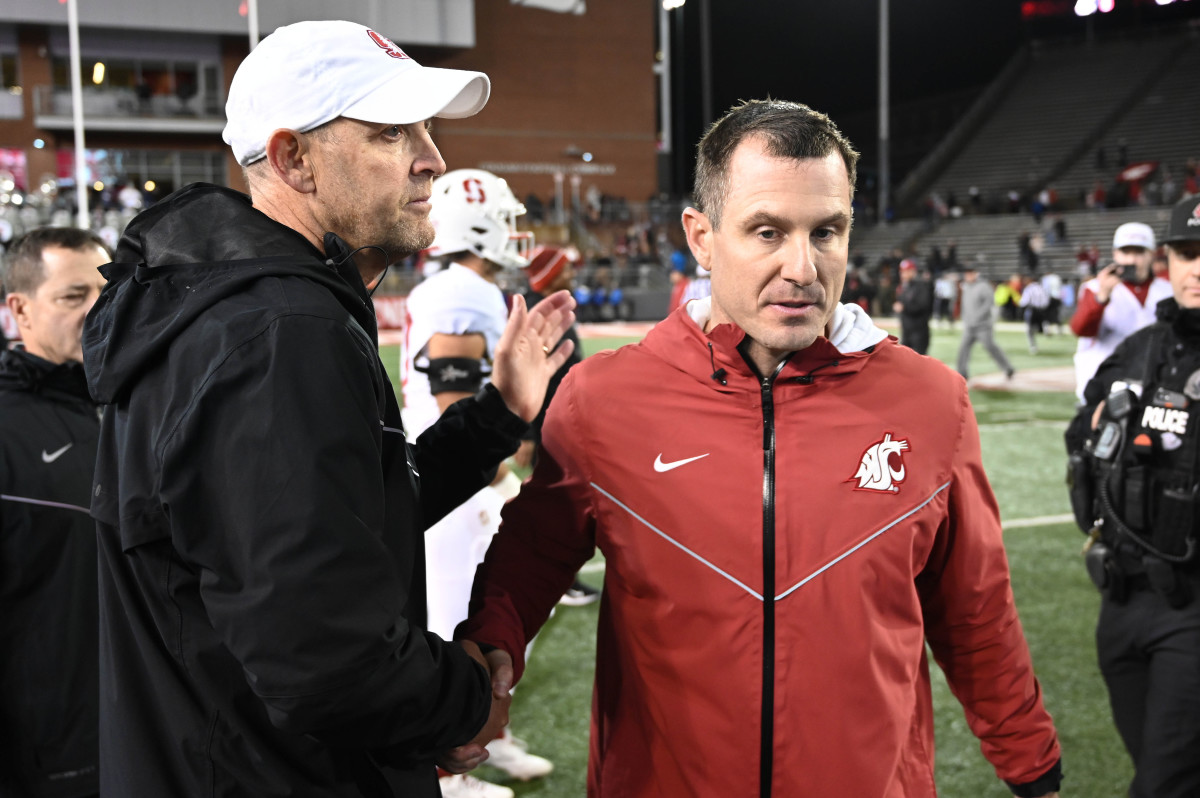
780 240 817 285
413 127 447 177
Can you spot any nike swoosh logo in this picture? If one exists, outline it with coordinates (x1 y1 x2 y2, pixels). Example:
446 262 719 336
653 453 710 473
42 443 73 463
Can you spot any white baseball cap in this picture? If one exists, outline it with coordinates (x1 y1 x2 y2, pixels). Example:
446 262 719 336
1111 221 1156 251
223 20 490 167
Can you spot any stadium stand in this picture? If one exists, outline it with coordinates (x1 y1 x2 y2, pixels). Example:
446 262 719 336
907 33 1187 214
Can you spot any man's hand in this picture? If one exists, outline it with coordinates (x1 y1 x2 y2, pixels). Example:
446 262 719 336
1094 262 1123 303
436 643 515 774
511 439 537 472
490 291 577 422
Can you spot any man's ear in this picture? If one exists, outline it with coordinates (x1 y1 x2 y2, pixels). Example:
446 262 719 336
6 292 31 333
681 207 713 271
264 129 316 194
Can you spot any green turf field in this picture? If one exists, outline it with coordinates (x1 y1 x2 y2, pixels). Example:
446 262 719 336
380 322 1132 796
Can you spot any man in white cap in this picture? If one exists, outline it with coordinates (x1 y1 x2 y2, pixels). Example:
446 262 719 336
80 20 575 797
1070 221 1173 402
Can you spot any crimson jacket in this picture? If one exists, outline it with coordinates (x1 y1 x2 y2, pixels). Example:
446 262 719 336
460 301 1062 797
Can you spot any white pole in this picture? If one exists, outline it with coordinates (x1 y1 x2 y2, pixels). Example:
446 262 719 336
878 0 890 223
247 0 260 50
67 0 88 229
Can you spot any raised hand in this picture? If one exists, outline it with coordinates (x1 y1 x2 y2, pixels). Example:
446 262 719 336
489 291 577 422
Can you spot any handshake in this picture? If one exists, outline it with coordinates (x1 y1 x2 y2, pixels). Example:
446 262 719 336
437 640 514 774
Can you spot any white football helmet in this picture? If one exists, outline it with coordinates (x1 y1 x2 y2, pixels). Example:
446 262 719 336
427 169 533 270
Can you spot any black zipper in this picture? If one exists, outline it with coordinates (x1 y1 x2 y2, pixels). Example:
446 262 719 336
758 362 784 798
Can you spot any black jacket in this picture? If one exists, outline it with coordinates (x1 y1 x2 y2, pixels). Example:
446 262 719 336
0 349 99 798
82 184 527 797
1067 298 1200 563
896 277 934 322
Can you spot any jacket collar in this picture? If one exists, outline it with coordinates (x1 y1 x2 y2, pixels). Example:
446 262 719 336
647 298 891 392
0 347 94 405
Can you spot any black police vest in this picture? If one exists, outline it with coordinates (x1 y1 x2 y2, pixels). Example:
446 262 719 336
1096 320 1200 563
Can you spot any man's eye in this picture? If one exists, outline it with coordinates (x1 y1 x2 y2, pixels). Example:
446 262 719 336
758 229 777 240
384 125 402 138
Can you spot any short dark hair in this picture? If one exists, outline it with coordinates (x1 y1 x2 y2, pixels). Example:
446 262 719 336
2 227 111 295
693 99 859 228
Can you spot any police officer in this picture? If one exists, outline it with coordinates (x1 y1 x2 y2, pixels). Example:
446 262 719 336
1066 193 1200 798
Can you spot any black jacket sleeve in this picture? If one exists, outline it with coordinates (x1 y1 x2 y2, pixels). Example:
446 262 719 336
160 314 490 763
411 383 529 529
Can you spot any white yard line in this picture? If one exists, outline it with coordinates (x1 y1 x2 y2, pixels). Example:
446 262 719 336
1002 513 1075 529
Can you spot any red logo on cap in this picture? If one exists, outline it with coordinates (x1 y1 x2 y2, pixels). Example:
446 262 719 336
367 30 411 59
1193 203 1200 220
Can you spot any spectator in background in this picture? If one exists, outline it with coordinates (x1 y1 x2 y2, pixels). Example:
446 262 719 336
933 269 957 329
1070 222 1173 403
1018 274 1050 354
956 263 1014 381
945 238 960 270
928 244 944 276
893 258 933 354
840 267 873 313
1 227 109 798
680 263 712 306
668 260 690 310
1019 231 1038 273
1040 271 1064 335
1060 277 1078 322
995 274 1023 322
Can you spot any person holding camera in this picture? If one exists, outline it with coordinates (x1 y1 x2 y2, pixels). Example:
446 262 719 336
1064 194 1200 798
1070 222 1173 403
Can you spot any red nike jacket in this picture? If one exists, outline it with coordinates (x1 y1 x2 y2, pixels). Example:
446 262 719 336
460 305 1061 797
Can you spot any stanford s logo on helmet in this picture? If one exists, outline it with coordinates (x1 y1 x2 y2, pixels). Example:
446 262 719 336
463 178 488 205
366 29 411 59
427 169 533 270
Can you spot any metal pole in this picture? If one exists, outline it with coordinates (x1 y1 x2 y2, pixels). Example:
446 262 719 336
699 0 712 129
67 0 88 230
877 0 890 223
247 0 260 50
658 1 672 155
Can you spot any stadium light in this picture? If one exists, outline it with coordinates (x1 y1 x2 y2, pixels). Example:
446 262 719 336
1073 0 1115 15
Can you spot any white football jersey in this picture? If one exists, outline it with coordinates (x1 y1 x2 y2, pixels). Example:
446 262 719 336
401 263 508 438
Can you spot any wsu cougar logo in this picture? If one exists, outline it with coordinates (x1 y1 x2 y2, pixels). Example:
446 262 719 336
848 432 910 493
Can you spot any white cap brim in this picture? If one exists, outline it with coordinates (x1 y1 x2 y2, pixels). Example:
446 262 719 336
342 65 490 125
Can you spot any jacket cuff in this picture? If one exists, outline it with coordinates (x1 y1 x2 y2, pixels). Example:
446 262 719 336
1007 758 1062 797
473 383 530 439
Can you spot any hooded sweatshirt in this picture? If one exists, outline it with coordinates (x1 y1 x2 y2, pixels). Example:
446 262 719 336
82 183 527 797
0 349 99 797
461 298 1061 797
